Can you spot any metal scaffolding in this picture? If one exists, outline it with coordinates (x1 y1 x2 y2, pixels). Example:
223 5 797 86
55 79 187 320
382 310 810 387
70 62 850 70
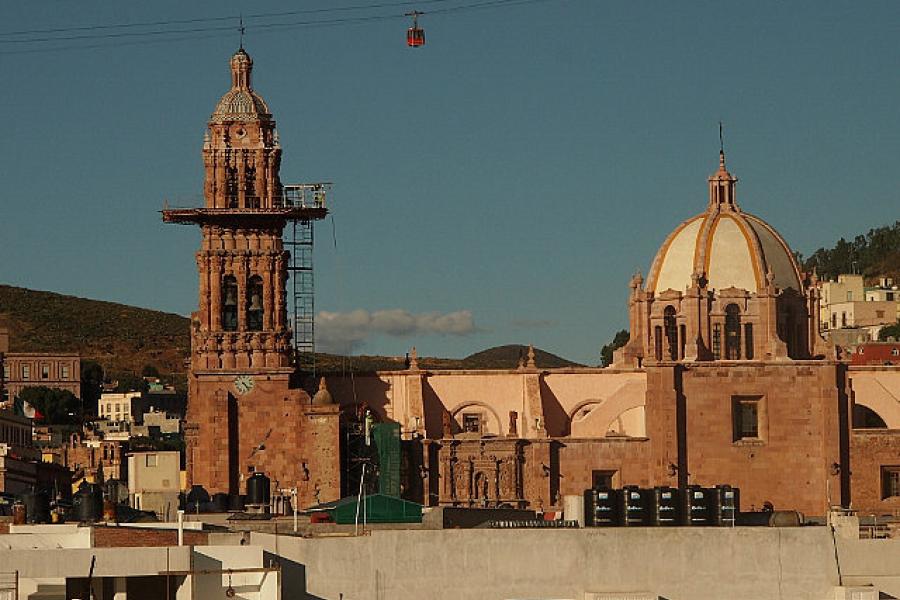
282 183 330 374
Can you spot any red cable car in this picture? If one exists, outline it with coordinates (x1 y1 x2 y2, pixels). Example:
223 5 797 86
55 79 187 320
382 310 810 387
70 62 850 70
406 11 425 48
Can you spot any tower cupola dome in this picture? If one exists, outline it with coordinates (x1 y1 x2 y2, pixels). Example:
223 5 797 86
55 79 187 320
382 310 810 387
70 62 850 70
211 49 271 123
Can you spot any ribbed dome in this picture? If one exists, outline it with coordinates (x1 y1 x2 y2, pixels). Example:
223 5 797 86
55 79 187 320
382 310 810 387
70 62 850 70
211 89 271 123
646 154 802 295
210 49 272 123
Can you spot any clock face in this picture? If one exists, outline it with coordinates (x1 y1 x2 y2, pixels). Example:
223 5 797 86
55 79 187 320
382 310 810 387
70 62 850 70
234 375 254 396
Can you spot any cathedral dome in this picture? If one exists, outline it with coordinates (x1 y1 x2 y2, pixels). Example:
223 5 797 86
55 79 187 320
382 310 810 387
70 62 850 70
210 49 272 123
645 153 802 295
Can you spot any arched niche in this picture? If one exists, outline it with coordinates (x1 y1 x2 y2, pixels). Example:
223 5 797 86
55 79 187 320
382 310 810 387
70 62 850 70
449 402 502 437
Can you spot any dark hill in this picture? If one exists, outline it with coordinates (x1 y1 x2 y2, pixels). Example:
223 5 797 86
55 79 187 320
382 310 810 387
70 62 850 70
462 344 583 369
0 285 190 381
0 286 582 379
801 220 900 283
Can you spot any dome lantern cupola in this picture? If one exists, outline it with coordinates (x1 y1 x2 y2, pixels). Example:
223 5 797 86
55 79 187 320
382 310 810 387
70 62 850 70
708 150 738 210
230 48 253 89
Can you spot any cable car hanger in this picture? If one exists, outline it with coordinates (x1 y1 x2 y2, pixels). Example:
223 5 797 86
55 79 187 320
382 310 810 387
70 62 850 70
406 10 425 47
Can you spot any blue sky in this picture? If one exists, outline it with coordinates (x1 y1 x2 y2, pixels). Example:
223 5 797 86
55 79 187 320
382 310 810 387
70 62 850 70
1 1 898 364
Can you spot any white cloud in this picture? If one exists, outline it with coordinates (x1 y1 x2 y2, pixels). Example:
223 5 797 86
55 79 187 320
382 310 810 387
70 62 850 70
317 309 477 354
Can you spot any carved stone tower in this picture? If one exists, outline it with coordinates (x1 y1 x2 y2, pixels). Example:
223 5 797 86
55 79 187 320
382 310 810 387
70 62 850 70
164 49 339 503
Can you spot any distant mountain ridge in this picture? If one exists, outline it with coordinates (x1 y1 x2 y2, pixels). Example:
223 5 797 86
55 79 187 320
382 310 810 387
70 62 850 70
0 286 583 379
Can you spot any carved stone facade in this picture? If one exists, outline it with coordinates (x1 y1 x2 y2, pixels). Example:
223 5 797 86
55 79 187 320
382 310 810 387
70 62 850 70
439 438 526 508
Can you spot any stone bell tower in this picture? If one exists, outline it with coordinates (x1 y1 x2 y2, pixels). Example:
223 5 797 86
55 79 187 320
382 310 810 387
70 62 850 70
164 49 339 504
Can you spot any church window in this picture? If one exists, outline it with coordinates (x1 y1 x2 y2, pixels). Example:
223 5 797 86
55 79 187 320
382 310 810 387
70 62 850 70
592 470 617 490
664 306 678 361
712 324 722 360
462 413 481 433
679 324 686 359
882 466 900 499
654 326 663 361
725 304 741 360
247 275 264 331
226 167 239 208
732 395 761 441
222 276 239 331
744 324 754 360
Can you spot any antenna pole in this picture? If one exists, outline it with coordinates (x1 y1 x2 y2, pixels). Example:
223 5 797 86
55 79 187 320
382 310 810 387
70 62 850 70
239 15 245 49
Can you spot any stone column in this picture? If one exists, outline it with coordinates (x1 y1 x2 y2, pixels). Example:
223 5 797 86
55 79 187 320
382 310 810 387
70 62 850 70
209 256 222 331
262 255 274 331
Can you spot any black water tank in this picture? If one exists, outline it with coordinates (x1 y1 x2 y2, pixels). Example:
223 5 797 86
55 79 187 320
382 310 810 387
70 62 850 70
710 485 740 526
185 485 210 513
650 486 680 526
73 484 103 523
592 488 619 526
681 486 711 526
211 492 229 513
22 490 50 524
228 494 246 512
619 486 647 526
583 489 596 527
246 472 270 506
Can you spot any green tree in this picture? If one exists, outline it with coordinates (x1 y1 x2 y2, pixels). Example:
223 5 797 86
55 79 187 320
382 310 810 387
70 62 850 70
600 329 630 367
879 322 900 341
18 386 80 424
81 361 104 416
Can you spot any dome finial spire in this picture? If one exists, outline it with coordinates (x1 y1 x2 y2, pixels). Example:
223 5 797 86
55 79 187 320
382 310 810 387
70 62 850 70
719 121 726 166
708 123 737 211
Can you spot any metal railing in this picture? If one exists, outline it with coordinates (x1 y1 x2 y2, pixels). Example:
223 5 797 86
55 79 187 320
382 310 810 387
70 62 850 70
163 182 330 211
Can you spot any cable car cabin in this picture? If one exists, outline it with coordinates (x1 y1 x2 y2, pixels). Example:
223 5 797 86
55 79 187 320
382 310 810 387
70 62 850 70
407 26 425 47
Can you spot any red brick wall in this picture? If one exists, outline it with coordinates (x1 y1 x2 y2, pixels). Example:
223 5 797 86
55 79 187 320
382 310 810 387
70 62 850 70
298 405 341 507
850 430 900 516
645 362 848 516
92 526 208 547
554 438 651 497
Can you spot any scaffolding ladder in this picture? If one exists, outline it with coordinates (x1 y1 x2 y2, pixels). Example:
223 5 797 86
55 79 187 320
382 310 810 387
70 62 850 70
282 183 330 375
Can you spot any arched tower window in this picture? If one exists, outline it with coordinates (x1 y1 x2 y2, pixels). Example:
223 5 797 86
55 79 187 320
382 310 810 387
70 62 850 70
222 276 238 331
744 323 754 360
725 304 741 360
713 323 722 359
245 166 258 208
247 275 264 331
664 306 678 360
654 326 663 361
226 167 238 208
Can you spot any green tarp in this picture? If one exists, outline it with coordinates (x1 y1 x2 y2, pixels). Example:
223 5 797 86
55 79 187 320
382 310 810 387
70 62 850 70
331 493 423 524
